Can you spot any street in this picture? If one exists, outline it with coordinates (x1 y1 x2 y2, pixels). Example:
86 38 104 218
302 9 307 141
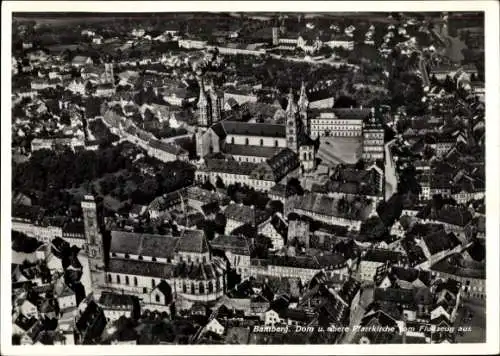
454 299 486 343
342 287 374 344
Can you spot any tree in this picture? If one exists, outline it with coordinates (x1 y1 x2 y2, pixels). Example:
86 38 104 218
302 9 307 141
60 111 71 126
286 177 304 196
430 73 439 87
267 200 284 215
214 213 226 233
318 45 334 58
215 176 225 189
201 180 215 191
399 215 413 230
355 159 365 170
359 216 387 241
85 81 95 96
422 146 436 161
443 75 455 93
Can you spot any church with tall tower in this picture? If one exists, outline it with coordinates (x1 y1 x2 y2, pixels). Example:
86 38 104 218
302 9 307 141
286 87 317 173
81 194 227 312
197 76 212 128
297 81 310 136
286 89 299 153
209 79 223 123
81 195 105 296
195 84 318 179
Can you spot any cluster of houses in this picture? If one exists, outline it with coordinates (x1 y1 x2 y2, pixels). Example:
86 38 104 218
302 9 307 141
11 13 486 345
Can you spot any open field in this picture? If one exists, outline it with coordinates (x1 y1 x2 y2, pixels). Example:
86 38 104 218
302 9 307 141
317 136 362 167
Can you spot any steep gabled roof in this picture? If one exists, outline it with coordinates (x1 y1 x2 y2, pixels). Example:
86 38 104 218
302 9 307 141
110 230 178 259
211 234 251 256
176 229 210 254
221 121 286 138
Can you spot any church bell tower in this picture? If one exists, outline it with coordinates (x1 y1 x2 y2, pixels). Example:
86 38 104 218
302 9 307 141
197 76 212 128
298 81 310 135
286 88 299 153
81 195 105 294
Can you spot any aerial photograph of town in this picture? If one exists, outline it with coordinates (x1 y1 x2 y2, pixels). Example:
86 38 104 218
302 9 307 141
7 8 489 347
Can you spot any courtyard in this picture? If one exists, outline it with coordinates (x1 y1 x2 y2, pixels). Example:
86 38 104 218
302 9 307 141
316 136 363 167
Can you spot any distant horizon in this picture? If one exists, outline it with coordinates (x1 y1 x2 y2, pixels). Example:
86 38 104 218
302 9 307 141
13 11 472 18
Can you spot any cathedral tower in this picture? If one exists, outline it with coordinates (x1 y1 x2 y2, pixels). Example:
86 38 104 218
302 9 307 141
197 76 212 128
286 88 298 153
81 195 105 294
210 79 222 123
272 27 279 46
104 62 114 85
297 81 310 135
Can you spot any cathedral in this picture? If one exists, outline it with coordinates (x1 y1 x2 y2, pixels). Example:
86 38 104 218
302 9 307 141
81 195 227 312
196 81 317 175
196 76 223 128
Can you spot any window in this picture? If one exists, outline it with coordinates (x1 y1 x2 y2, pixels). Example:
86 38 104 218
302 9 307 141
152 279 156 288
143 287 147 293
199 282 205 294
134 277 138 286
208 281 213 294
125 276 129 285
125 254 130 259
138 255 143 260
107 274 112 283
191 282 196 294
245 138 249 145
183 283 187 293
260 139 264 146
152 257 157 262
116 275 121 284
231 137 235 144
155 294 160 303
